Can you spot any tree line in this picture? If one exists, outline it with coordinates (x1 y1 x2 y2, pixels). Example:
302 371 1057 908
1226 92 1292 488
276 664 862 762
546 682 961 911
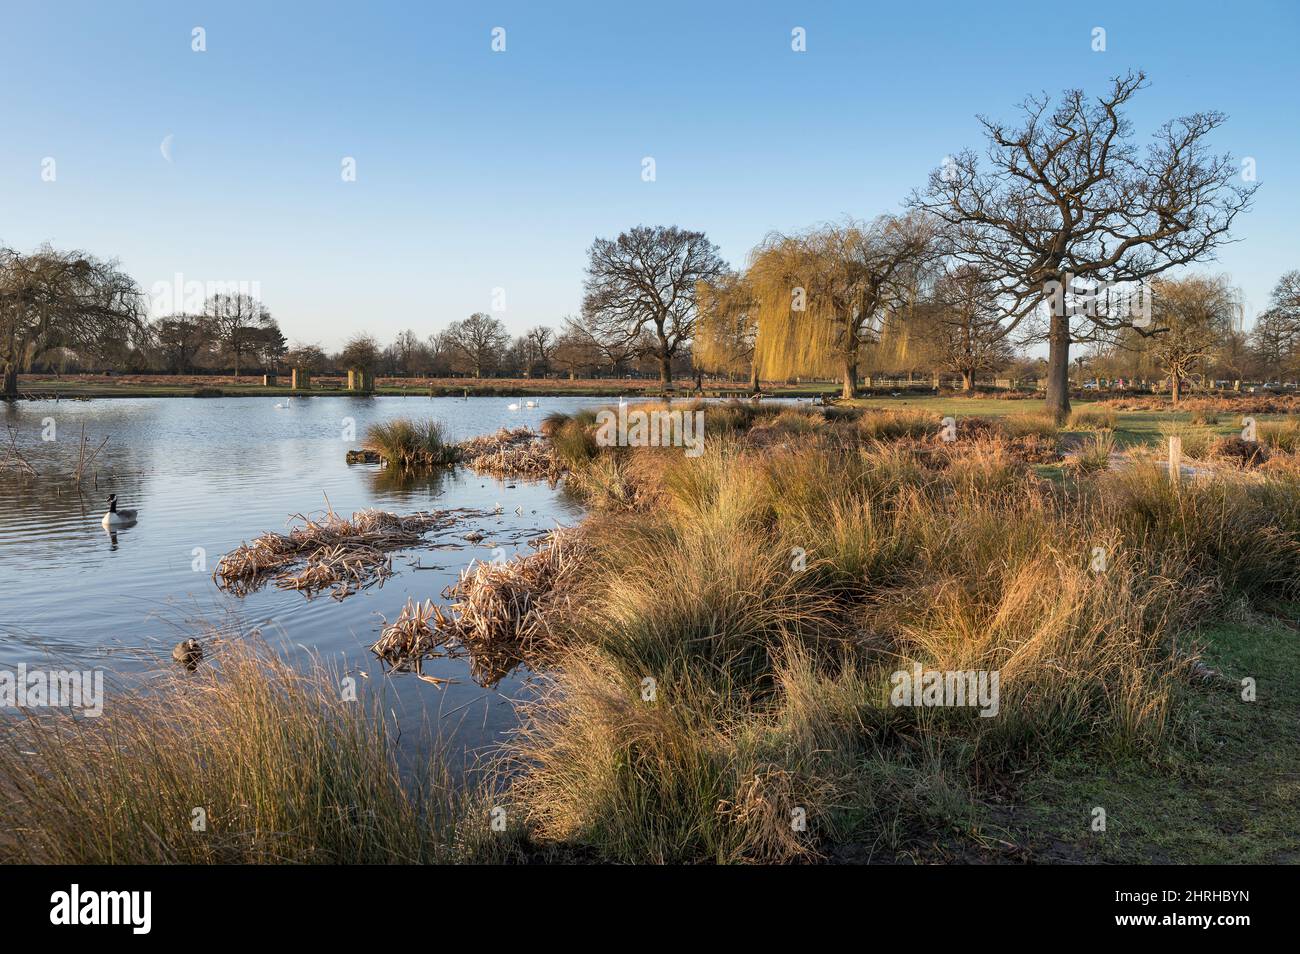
4 71 1297 417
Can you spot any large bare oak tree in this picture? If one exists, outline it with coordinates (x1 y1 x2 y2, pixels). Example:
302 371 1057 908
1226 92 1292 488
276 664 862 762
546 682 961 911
911 71 1254 421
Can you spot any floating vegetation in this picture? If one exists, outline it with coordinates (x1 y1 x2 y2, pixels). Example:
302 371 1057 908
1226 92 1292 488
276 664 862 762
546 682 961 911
458 426 565 481
215 506 478 599
363 418 458 468
371 527 586 687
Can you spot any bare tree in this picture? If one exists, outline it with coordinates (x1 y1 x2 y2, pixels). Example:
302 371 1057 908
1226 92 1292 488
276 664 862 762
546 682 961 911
0 246 143 398
523 326 555 377
1250 271 1300 382
911 71 1255 421
205 291 273 378
284 341 327 372
582 225 725 391
155 313 217 373
338 333 380 373
443 312 509 377
915 264 1018 389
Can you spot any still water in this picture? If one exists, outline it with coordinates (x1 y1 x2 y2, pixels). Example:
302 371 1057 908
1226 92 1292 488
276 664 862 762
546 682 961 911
0 395 610 762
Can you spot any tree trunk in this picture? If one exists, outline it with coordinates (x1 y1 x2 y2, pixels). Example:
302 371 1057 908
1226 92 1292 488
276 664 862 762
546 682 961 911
1171 372 1181 405
749 359 761 394
2 364 17 400
841 352 857 400
1045 310 1071 423
659 351 672 393
961 368 974 391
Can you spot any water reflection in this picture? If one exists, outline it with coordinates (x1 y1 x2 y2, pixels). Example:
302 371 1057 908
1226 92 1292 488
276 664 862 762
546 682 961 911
0 395 599 757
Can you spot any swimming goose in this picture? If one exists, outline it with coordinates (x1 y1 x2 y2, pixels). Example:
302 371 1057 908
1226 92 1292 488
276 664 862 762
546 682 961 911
101 494 137 528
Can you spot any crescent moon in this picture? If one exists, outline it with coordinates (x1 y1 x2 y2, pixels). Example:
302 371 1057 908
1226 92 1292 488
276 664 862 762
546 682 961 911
160 134 174 163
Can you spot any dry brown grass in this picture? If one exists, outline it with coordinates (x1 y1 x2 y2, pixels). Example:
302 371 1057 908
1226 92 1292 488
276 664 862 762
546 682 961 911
372 528 586 687
215 506 466 599
458 427 565 480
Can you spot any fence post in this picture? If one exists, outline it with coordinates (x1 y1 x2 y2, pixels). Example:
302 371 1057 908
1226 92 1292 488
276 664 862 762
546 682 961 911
1168 435 1182 485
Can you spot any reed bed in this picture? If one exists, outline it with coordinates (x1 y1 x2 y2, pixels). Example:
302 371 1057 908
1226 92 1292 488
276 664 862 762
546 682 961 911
458 426 566 480
372 528 586 687
215 507 462 599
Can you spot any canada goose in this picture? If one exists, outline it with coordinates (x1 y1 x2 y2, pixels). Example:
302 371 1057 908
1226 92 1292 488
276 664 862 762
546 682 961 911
101 494 137 528
172 638 203 670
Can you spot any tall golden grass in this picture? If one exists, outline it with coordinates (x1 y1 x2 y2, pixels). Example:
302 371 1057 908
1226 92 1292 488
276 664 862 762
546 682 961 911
0 638 481 863
492 413 1300 861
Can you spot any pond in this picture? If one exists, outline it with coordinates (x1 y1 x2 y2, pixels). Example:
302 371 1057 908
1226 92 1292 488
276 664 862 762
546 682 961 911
0 395 615 765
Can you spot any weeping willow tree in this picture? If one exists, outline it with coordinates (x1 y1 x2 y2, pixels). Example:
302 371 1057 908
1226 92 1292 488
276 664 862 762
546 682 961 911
748 214 933 398
694 271 760 391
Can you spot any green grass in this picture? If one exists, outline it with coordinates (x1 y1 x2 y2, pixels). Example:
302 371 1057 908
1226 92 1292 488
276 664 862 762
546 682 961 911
1014 614 1300 863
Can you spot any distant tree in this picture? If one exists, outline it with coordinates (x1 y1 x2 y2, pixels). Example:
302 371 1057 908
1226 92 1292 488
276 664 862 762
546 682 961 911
443 312 509 377
0 246 143 397
523 326 555 377
284 341 326 372
581 225 725 391
1145 276 1238 401
205 291 273 378
552 323 599 380
915 264 1017 390
338 333 380 373
565 311 638 376
1250 271 1300 382
911 70 1255 421
154 313 217 373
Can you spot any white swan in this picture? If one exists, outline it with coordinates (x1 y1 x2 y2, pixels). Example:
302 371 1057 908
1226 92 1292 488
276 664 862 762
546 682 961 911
525 400 539 408
507 402 521 411
101 494 137 528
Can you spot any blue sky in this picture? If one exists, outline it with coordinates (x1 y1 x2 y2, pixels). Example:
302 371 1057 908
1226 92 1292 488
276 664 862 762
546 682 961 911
2 1 1296 350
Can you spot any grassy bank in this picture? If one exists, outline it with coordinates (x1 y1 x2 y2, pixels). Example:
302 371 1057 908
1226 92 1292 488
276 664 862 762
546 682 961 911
492 402 1300 862
3 399 1298 863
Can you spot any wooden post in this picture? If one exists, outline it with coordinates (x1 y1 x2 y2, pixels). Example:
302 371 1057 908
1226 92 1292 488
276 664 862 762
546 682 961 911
1168 435 1182 485
348 369 371 393
291 368 310 390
